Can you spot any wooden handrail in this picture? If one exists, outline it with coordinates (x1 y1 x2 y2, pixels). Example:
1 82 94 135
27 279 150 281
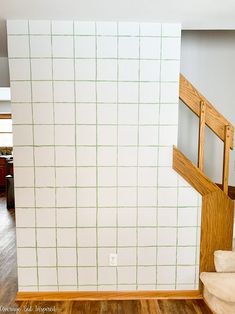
173 146 219 196
0 113 11 119
179 74 234 149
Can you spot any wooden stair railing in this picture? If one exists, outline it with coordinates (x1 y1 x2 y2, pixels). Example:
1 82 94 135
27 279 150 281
179 74 234 194
174 74 235 291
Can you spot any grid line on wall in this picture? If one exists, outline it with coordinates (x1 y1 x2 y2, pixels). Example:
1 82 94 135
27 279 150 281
8 33 181 38
72 20 79 289
95 22 99 290
156 23 163 289
49 20 59 290
135 23 140 289
116 22 119 289
27 20 39 291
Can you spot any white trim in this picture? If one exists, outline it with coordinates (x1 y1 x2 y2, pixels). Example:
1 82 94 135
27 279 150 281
0 88 11 101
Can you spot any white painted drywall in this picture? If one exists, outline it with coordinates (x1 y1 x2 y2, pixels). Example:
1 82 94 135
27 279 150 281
1 30 235 185
9 21 199 291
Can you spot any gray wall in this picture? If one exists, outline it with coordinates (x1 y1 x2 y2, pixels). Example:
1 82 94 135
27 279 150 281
0 57 9 87
179 31 235 186
0 57 10 112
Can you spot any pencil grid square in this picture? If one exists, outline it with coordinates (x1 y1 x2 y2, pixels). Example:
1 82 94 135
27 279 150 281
8 20 200 292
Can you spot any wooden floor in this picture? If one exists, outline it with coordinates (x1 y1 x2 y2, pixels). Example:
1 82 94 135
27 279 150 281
0 194 212 313
0 192 18 309
16 299 212 314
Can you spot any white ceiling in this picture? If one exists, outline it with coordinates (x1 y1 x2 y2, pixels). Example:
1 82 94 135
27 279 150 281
1 0 235 57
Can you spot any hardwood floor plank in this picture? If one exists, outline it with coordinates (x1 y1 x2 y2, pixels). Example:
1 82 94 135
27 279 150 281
158 299 213 314
140 300 162 314
122 300 139 314
192 299 213 314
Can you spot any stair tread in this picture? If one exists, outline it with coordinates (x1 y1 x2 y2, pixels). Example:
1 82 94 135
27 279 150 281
200 272 235 303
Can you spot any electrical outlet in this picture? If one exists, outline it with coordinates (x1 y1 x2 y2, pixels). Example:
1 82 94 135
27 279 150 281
109 253 117 266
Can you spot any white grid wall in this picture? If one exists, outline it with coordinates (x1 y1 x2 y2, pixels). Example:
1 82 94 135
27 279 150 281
7 20 202 292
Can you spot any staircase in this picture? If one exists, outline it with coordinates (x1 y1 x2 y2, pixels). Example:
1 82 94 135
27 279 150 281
174 74 235 285
200 250 235 314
